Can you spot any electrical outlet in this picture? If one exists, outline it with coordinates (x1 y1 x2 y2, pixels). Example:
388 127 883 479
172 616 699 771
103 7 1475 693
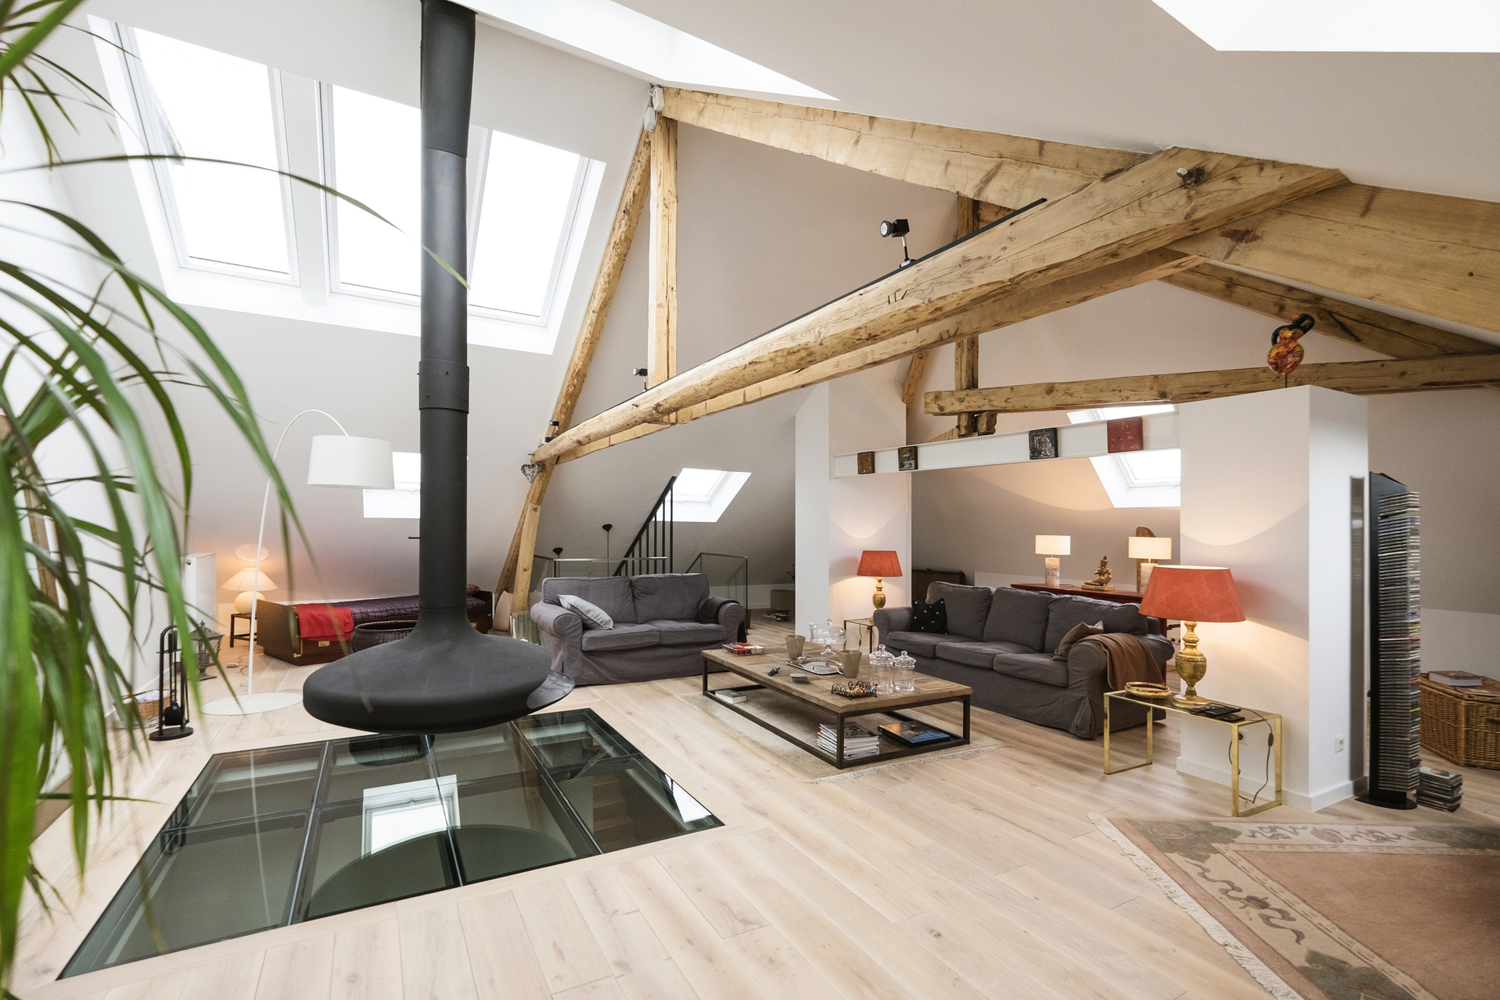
1334 736 1346 753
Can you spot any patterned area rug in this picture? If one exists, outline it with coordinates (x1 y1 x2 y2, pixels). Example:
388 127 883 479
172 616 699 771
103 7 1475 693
1094 815 1500 1000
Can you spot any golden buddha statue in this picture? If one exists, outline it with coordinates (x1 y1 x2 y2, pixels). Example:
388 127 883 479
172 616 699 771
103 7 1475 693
1080 556 1114 591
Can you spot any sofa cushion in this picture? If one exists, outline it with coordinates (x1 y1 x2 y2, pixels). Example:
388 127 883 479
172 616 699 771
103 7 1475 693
1043 596 1149 653
993 652 1069 688
632 574 710 623
649 620 727 646
909 598 947 634
927 582 993 640
934 640 1033 669
983 588 1056 649
559 594 614 630
543 576 637 624
580 623 660 652
883 631 963 659
1052 620 1104 661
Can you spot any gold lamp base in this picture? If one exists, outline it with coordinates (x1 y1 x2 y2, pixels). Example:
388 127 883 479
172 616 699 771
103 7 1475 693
1171 620 1211 706
871 577 886 609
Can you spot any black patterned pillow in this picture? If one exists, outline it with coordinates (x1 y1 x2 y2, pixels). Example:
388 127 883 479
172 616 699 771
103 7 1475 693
909 598 947 634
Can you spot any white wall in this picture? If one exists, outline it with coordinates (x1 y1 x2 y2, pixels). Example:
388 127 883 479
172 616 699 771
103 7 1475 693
795 385 831 627
1177 386 1368 812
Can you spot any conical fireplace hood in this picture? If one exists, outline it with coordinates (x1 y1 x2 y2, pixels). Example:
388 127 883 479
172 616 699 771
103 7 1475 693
303 0 572 734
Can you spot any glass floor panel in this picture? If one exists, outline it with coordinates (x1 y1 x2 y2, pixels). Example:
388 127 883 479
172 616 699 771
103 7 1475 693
63 709 719 978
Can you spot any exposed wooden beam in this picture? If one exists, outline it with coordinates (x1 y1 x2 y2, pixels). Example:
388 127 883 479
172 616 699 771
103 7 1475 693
532 147 1344 464
953 196 983 436
1170 184 1500 335
1161 263 1499 360
510 462 553 612
900 352 928 406
498 131 651 596
552 249 1203 461
648 117 678 388
660 87 1146 206
550 130 652 435
924 354 1500 415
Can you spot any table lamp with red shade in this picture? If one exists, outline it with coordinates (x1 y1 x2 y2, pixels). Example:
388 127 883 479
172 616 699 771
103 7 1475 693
1140 565 1245 706
857 550 903 609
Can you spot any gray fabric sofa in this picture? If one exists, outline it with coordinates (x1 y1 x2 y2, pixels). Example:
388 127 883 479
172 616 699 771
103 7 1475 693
532 574 746 686
873 582 1172 739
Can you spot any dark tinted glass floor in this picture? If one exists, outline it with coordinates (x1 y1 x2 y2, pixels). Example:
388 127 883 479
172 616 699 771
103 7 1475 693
63 709 720 977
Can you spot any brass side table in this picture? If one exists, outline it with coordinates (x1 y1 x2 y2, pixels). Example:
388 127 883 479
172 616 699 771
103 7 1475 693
843 617 877 652
1103 690 1283 817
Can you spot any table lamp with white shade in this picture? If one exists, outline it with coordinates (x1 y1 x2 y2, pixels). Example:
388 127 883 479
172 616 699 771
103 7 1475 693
204 411 392 717
226 567 277 614
1035 535 1071 587
1128 535 1172 594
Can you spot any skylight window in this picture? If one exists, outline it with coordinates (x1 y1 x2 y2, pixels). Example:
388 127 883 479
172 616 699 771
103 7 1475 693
1067 405 1180 508
131 29 292 274
1152 0 1500 52
364 452 421 518
467 0 833 99
327 87 421 297
667 468 750 523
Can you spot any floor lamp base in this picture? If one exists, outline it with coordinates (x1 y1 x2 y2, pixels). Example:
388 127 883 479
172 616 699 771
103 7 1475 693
203 692 303 716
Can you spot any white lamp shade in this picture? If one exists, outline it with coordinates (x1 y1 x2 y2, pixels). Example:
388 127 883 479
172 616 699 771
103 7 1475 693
1128 536 1173 560
225 567 277 591
1035 534 1071 556
308 435 394 489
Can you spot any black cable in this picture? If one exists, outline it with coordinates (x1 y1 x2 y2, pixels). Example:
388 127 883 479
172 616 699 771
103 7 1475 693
1222 709 1274 806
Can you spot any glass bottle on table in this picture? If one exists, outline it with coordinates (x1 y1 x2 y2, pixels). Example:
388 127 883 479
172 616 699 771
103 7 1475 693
869 644 895 695
894 650 917 692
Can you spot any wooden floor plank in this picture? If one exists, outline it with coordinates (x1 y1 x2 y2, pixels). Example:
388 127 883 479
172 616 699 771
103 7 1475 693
458 891 553 1000
398 904 480 1000
512 879 615 993
329 918 403 1000
255 937 334 1000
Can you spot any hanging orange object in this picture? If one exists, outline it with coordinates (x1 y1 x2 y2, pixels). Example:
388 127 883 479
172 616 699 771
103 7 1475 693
1268 313 1315 375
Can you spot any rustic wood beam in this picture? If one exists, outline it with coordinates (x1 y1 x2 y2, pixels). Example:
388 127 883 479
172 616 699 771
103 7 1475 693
1170 184 1500 335
924 354 1500 415
509 461 553 613
648 117 678 388
660 87 1145 206
532 147 1344 464
900 352 928 406
1160 263 1499 360
497 131 651 596
953 196 983 436
553 249 1202 461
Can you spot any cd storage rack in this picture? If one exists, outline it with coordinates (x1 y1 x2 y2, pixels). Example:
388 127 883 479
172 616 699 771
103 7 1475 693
1362 472 1420 809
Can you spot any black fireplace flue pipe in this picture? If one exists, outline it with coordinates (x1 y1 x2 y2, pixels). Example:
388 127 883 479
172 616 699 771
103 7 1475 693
302 0 573 733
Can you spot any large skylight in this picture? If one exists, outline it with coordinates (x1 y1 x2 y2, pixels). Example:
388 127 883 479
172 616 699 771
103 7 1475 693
328 87 421 297
1067 405 1180 508
133 30 291 274
466 0 833 99
1152 0 1500 52
666 468 751 523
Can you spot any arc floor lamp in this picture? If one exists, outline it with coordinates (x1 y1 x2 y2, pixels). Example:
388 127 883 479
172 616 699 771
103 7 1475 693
203 409 392 716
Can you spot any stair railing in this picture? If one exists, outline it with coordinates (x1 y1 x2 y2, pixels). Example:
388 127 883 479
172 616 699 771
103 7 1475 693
614 476 675 577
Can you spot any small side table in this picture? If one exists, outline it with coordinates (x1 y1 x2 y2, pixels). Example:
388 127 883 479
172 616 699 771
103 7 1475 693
1103 691 1283 817
843 617 877 652
228 612 253 647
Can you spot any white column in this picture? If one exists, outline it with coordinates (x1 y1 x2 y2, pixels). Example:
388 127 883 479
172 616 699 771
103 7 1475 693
795 370 913 635
1177 386 1367 811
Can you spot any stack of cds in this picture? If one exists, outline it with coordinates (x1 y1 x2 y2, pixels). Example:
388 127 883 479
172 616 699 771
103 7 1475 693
818 720 879 760
1373 486 1422 797
1417 766 1462 812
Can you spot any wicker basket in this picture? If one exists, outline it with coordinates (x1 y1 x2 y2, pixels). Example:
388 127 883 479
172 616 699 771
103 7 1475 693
1418 675 1500 769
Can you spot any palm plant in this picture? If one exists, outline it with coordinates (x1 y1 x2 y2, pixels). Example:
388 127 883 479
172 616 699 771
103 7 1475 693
0 2 299 988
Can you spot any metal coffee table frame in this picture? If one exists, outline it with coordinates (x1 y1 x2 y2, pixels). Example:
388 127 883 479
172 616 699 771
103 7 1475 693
702 652 970 769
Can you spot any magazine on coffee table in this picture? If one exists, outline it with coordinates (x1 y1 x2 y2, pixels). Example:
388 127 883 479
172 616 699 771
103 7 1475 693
879 720 952 745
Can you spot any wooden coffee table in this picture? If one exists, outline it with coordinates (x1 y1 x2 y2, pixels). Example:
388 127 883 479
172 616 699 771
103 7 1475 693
702 647 971 768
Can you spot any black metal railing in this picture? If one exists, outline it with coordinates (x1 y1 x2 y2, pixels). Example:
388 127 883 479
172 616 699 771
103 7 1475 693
686 552 748 610
615 476 675 577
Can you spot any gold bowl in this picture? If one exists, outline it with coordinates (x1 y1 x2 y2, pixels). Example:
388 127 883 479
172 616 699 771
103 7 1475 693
1123 682 1174 700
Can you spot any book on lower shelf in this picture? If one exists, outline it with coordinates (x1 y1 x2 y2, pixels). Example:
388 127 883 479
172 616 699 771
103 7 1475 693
879 720 952 746
818 720 879 759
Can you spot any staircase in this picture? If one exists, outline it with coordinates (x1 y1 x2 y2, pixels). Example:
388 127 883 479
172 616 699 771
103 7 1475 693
589 770 637 851
614 476 675 577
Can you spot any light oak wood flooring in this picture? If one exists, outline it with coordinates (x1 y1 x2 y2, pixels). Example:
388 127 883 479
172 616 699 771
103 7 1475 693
14 622 1499 1000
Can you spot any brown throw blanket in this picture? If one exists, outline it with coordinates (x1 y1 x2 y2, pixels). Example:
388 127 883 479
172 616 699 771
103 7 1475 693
1076 632 1163 689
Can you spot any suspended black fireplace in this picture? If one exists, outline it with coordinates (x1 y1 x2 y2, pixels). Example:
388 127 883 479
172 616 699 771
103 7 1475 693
303 0 572 733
